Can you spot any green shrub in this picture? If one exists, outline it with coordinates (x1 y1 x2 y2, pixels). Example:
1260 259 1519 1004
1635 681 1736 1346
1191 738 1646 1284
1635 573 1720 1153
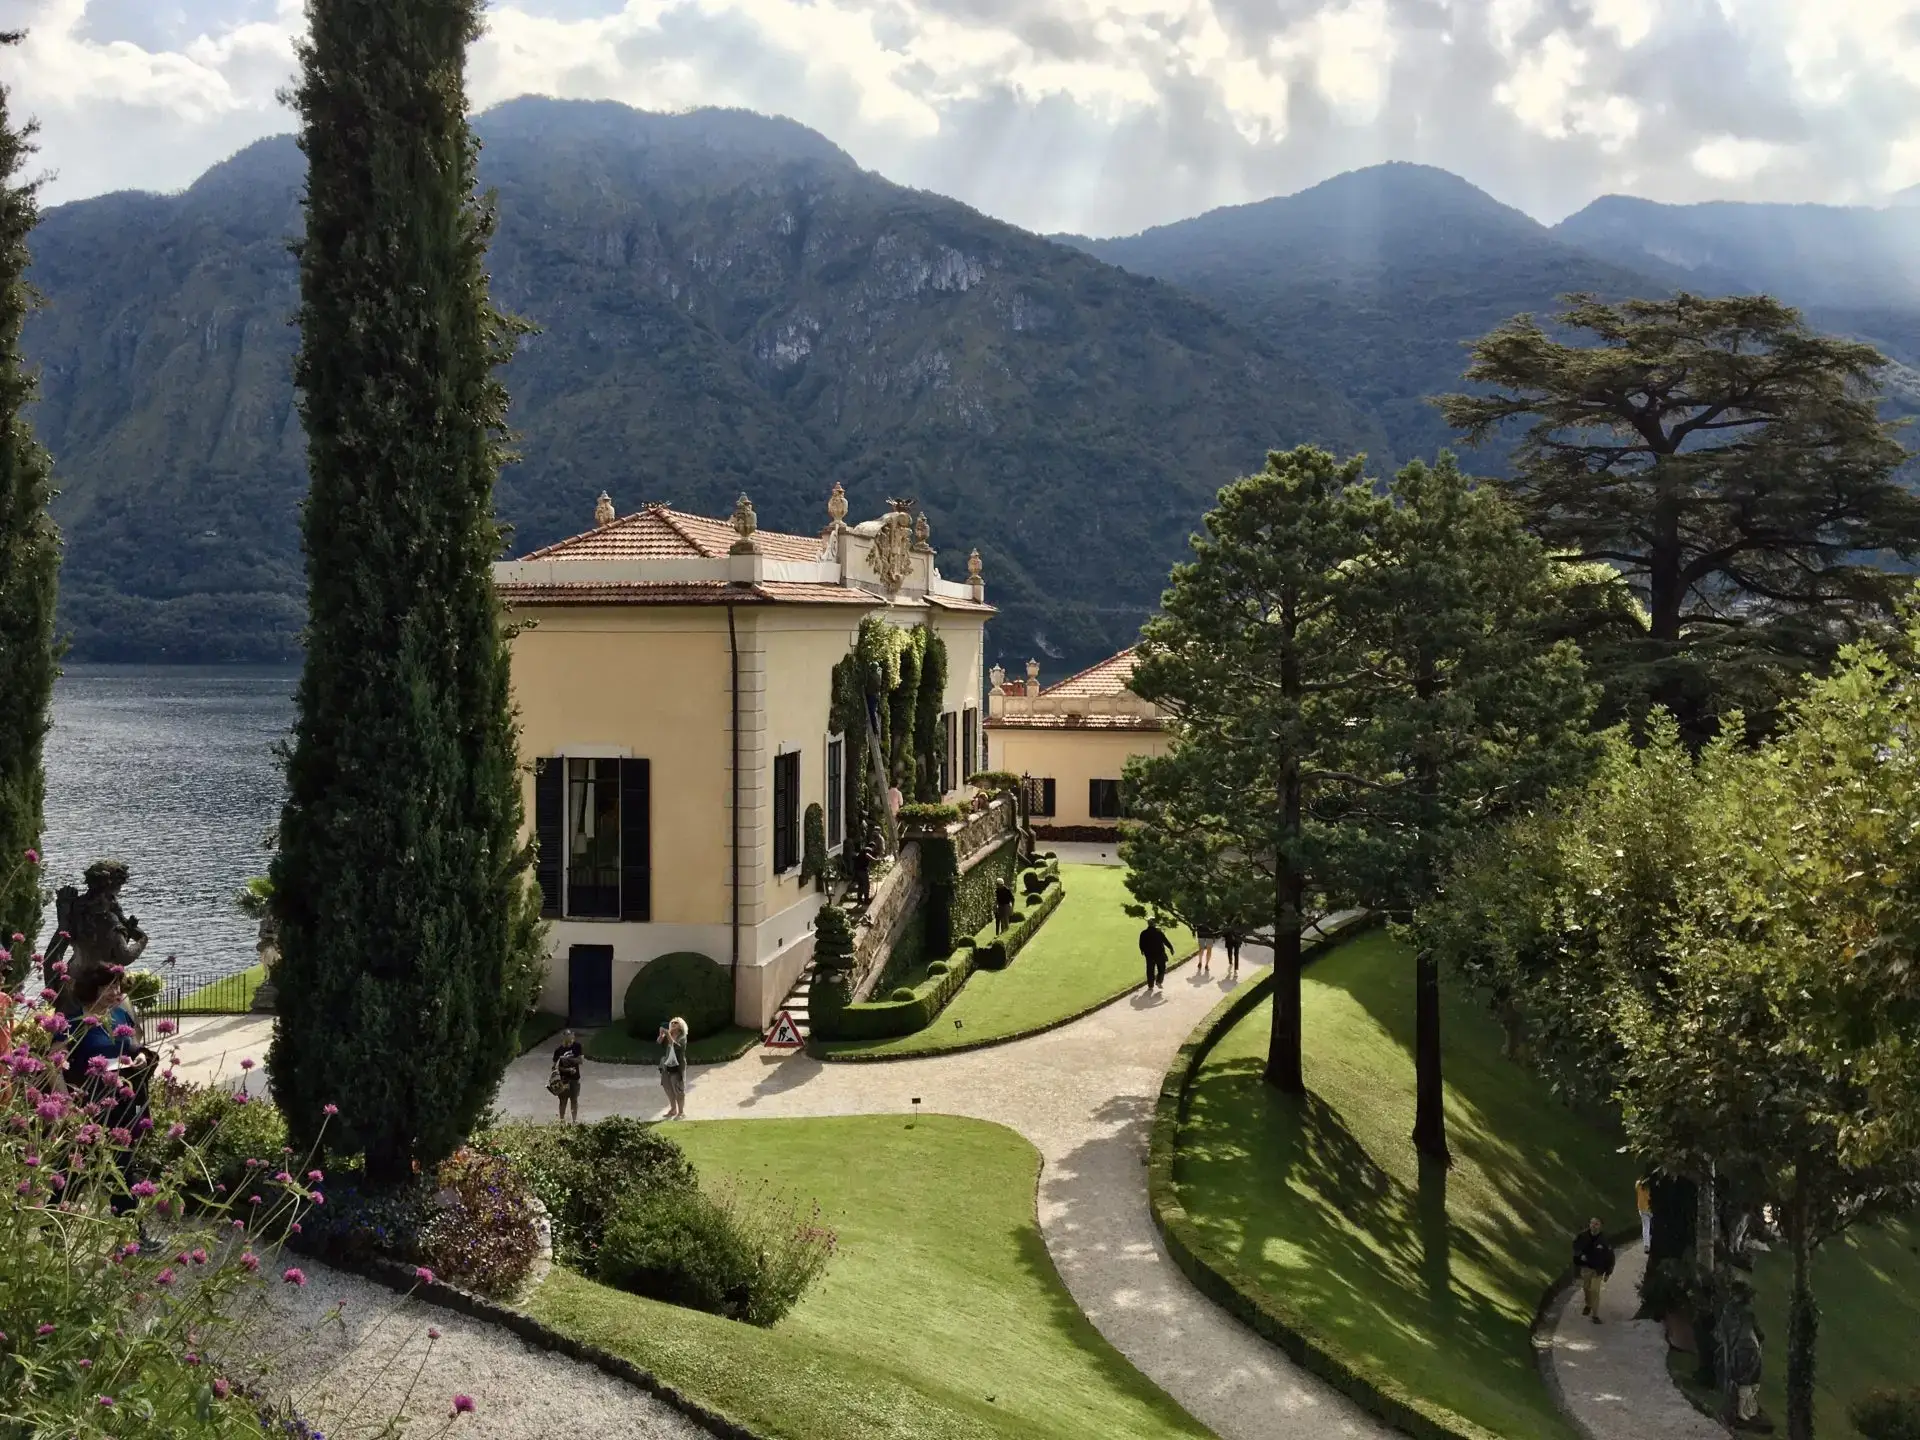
481 1117 694 1269
926 960 949 976
123 969 165 1009
1637 1257 1702 1320
950 835 1017 940
624 951 731 1039
174 1087 290 1202
967 770 1022 794
890 986 916 1001
812 904 855 973
597 1182 835 1326
416 1148 544 1298
1854 1390 1920 1440
896 801 963 828
800 803 828 891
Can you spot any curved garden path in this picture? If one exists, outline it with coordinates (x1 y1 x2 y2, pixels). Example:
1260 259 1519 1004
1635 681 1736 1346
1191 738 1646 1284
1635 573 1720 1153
495 944 1391 1440
1543 1246 1728 1440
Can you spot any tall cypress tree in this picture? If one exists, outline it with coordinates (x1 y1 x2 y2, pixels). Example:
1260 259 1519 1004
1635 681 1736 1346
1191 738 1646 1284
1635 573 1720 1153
270 0 541 1183
0 32 59 958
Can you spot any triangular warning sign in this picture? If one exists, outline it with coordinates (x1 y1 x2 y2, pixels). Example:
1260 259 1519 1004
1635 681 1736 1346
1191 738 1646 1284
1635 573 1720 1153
764 1010 805 1049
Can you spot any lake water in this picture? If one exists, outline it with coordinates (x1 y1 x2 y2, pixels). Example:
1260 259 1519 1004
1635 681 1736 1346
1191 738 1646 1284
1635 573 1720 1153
39 665 296 986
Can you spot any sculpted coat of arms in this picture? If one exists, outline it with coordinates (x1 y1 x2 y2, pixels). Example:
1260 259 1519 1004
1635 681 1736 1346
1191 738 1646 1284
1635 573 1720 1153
869 508 915 592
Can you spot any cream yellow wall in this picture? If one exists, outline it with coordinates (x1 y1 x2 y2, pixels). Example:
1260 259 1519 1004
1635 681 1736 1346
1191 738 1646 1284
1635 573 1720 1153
931 610 988 784
986 727 1171 827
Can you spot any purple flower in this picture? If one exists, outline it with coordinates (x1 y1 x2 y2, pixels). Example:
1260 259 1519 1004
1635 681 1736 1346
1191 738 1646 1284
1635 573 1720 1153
167 1122 186 1140
240 1252 259 1272
309 1192 324 1206
24 848 38 864
185 1351 200 1366
190 1247 209 1265
36 1324 54 1336
22 1151 38 1168
321 1103 338 1116
130 1181 157 1198
112 1023 135 1040
96 1395 114 1409
155 1018 177 1035
156 1268 177 1286
231 1091 251 1105
282 1267 306 1287
414 1266 435 1284
108 1127 132 1147
212 1379 230 1400
34 1098 62 1123
308 1169 324 1182
14 1180 30 1196
451 1395 476 1417
239 1058 255 1071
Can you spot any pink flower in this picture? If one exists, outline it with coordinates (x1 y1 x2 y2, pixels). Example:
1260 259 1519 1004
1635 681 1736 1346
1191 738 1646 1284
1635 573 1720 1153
231 1091 251 1105
37 1013 67 1034
112 1023 135 1039
451 1395 476 1416
37 988 56 1003
24 848 38 864
78 1358 91 1369
22 1152 37 1168
190 1248 209 1265
248 1196 261 1206
108 1127 132 1147
414 1266 435 1284
321 1103 338 1116
129 1181 157 1198
289 1222 302 1234
273 1170 291 1183
34 1098 61 1122
240 1251 260 1272
155 1018 176 1036
308 1170 324 1182
155 1268 176 1286
36 1324 54 1336
14 1181 30 1196
282 1267 306 1287
167 1123 186 1140
96 1395 114 1408
239 1058 255 1071
185 1351 200 1366
309 1192 324 1206
427 1327 442 1341
212 1379 230 1400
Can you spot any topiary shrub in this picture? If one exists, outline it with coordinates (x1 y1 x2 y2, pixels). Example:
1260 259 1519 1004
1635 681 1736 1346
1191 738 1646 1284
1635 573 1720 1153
416 1148 543 1298
926 960 949 976
597 1182 835 1326
890 987 916 1001
812 905 855 973
897 801 963 829
624 951 731 1039
1854 1390 1920 1440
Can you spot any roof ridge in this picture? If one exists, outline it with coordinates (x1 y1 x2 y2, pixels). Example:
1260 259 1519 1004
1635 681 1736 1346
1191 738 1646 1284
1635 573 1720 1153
652 505 716 556
1039 645 1138 696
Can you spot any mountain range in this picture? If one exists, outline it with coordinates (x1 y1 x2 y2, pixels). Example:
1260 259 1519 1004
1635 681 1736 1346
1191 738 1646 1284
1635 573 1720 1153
22 98 1920 672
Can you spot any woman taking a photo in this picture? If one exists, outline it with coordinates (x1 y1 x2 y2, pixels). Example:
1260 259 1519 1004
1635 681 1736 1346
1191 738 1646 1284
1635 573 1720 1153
656 1016 689 1120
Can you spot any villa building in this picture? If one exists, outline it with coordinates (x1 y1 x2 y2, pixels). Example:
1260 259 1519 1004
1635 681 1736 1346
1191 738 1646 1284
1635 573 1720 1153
983 648 1170 837
493 487 992 1031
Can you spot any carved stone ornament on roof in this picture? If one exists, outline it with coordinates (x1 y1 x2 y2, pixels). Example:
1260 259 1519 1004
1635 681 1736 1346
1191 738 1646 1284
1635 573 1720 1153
868 510 914 593
913 512 932 551
967 548 982 580
826 482 848 527
594 491 615 528
730 493 759 554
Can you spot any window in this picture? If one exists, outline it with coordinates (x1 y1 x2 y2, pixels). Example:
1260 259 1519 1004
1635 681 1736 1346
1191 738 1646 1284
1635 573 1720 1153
773 750 801 874
938 712 955 795
1089 778 1123 820
533 757 649 922
961 708 978 784
825 734 845 852
567 758 623 918
1024 776 1057 818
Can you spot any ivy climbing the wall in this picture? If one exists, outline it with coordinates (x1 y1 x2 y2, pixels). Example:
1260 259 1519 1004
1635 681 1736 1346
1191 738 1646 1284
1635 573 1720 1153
831 616 951 857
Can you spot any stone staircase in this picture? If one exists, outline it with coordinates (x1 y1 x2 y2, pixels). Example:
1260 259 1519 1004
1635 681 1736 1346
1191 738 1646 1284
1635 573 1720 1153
769 961 815 1040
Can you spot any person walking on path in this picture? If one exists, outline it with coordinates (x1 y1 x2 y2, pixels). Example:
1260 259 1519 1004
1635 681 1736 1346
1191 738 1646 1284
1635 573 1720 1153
1195 927 1216 978
1223 930 1243 979
1139 919 1174 993
994 877 1016 934
851 840 874 905
551 1029 583 1123
1573 1218 1615 1323
656 1016 689 1119
1636 1177 1653 1254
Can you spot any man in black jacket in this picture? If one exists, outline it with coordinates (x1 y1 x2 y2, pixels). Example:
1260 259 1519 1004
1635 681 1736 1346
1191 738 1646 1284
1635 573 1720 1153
1573 1218 1616 1323
1138 919 1175 993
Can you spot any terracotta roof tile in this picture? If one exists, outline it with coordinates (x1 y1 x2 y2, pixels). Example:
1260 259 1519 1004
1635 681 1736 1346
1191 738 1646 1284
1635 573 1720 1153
1039 647 1140 699
983 713 1164 731
927 594 997 614
496 579 879 607
519 505 827 564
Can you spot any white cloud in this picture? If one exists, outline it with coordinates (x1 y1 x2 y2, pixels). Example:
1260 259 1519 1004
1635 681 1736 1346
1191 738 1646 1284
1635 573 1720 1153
2 0 1918 233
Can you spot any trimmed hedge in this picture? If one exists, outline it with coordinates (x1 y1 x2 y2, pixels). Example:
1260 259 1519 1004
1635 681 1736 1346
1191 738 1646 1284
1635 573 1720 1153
623 951 732 1040
815 943 979 1042
952 836 1018 942
1145 912 1518 1440
968 874 1063 971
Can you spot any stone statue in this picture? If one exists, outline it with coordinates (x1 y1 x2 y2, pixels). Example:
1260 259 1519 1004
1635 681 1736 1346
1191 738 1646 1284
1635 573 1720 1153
730 493 759 554
913 512 931 550
594 491 616 528
43 859 148 1009
826 482 848 527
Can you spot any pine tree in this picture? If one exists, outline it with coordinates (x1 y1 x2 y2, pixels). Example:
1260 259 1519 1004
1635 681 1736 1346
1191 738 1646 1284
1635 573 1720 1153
269 0 541 1184
0 32 59 955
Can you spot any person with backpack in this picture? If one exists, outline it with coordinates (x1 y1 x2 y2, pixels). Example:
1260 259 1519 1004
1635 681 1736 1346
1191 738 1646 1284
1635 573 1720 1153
550 1029 584 1123
656 1016 689 1119
1138 919 1174 993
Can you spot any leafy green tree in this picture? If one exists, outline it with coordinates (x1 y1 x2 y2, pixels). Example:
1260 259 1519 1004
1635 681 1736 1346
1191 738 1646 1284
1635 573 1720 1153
1120 744 1271 941
1127 446 1376 1092
270 0 542 1184
1616 634 1920 1440
1439 294 1920 736
1339 455 1596 1161
0 31 58 950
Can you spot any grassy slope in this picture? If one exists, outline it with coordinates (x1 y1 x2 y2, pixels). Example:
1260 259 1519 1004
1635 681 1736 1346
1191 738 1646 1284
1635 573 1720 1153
1178 931 1638 1440
180 963 266 1012
524 1114 1207 1440
814 865 1194 1059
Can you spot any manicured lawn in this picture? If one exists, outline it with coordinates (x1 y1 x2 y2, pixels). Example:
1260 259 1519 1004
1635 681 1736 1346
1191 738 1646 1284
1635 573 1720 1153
814 864 1193 1058
1743 1216 1920 1436
523 1114 1208 1440
180 963 266 1013
518 1010 566 1054
1176 930 1638 1440
582 1023 763 1065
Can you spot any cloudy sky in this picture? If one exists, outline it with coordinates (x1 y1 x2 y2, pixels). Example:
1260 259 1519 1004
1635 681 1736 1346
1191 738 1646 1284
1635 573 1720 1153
1 0 1916 236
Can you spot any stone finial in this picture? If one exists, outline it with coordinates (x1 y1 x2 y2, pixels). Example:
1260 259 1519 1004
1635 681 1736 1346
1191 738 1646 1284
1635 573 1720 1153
967 548 982 581
1025 658 1040 694
594 491 615 528
730 493 759 554
827 481 848 527
913 512 931 550
989 663 1006 689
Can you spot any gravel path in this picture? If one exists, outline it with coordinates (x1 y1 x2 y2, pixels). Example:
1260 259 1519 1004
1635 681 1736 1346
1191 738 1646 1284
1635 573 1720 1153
244 1259 707 1439
497 929 1391 1440
1544 1245 1728 1440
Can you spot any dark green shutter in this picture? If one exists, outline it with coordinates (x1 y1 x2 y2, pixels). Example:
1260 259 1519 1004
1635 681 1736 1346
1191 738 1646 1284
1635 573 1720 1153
535 759 562 917
620 758 651 921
